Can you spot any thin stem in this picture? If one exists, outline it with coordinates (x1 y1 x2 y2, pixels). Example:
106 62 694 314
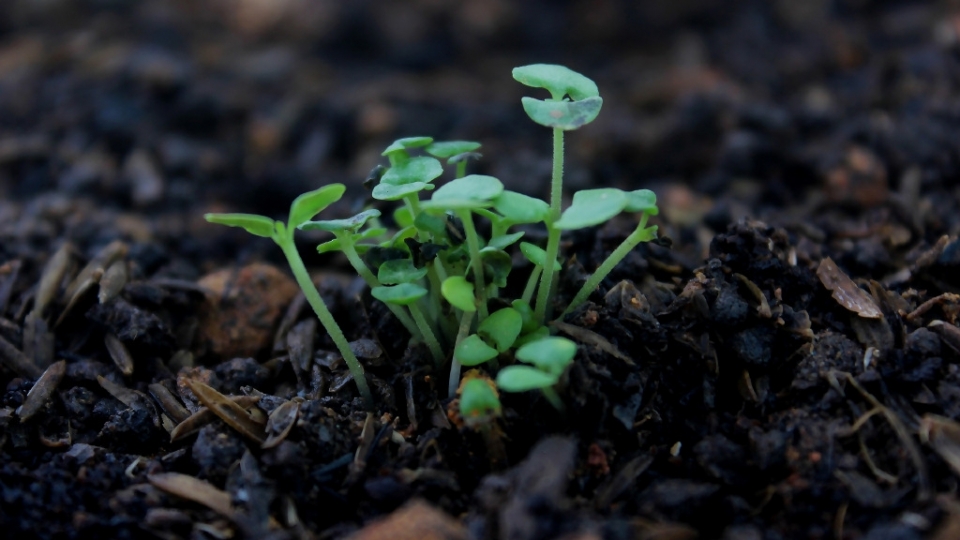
407 302 445 366
522 266 542 305
560 213 651 318
456 209 489 320
278 235 373 408
541 386 564 411
340 236 421 339
404 195 428 242
535 128 564 323
456 161 467 179
448 309 475 397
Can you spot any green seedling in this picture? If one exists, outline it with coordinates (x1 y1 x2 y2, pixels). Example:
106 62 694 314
426 140 482 178
554 188 659 317
371 283 444 365
513 64 603 323
519 242 561 306
459 376 502 428
443 275 477 396
496 336 577 410
206 184 374 408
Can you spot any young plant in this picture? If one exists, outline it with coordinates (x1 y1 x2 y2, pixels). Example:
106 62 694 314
512 64 603 323
496 336 577 410
205 185 374 408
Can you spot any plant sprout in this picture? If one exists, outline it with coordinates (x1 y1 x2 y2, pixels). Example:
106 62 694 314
371 283 444 365
496 336 577 410
426 140 482 178
206 184 374 408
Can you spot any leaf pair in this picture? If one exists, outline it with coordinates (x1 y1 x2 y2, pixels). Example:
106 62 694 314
513 64 603 131
206 184 348 240
554 188 658 230
496 337 577 392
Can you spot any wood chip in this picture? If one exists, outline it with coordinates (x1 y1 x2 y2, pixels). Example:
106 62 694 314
0 259 22 314
63 240 128 301
185 379 266 443
262 400 299 449
55 267 104 327
816 258 882 319
16 360 66 422
22 313 54 370
929 321 960 354
0 332 43 378
33 243 72 317
733 273 772 318
149 382 191 423
148 472 236 520
97 374 141 407
169 395 261 442
553 320 632 364
920 415 960 479
104 333 135 376
98 260 128 304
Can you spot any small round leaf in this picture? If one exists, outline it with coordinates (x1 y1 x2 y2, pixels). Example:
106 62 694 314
426 174 504 210
478 307 523 352
441 276 476 312
371 283 427 306
288 184 346 228
205 213 277 238
493 191 550 224
378 259 428 284
426 140 481 159
512 64 600 100
372 181 434 201
516 336 577 375
496 365 558 392
520 96 603 131
624 189 659 215
519 242 561 272
299 209 381 233
459 378 501 422
382 136 433 156
455 335 499 366
554 188 627 230
381 157 444 186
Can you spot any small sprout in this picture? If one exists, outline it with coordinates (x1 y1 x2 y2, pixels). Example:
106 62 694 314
515 336 577 376
478 307 522 352
455 335 499 366
519 242 561 272
496 365 558 392
288 184 348 228
554 188 628 230
426 140 481 159
512 64 602 131
459 377 502 426
204 213 276 238
442 276 476 312
378 259 429 284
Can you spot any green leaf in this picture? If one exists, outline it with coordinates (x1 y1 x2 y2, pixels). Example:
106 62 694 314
381 157 444 186
383 226 418 250
288 184 346 228
441 276 476 312
511 300 539 335
424 174 504 211
496 365 558 392
512 64 600 100
413 211 447 238
205 213 277 238
455 334 499 366
448 152 482 165
299 209 381 233
486 231 525 250
393 206 414 228
493 191 550 224
459 379 501 422
514 325 550 348
371 283 427 306
378 259 428 284
520 96 603 131
624 189 659 215
382 136 434 156
426 140 481 159
516 336 577 376
554 188 627 230
637 225 658 242
372 181 434 201
478 307 522 352
519 242 561 272
479 248 512 287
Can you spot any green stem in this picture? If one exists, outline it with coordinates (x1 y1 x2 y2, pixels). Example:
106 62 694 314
340 236 421 339
456 161 467 179
535 128 564 323
278 234 373 408
448 309 475 397
407 302 445 367
404 195 429 242
456 209 488 320
541 386 564 411
560 213 651 318
522 266 542 305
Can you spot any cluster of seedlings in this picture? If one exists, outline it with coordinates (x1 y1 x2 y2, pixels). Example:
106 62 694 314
206 64 659 424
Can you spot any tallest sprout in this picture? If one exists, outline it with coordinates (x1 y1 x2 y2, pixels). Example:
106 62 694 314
512 64 603 322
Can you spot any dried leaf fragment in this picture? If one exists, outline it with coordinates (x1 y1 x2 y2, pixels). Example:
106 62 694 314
920 415 960 479
0 333 43 378
17 360 66 422
98 260 128 304
262 400 299 449
185 379 266 443
148 472 236 520
169 395 261 442
817 258 882 319
104 333 134 376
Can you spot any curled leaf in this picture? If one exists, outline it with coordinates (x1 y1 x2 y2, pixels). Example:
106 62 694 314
455 334 499 366
520 96 603 131
289 184 346 228
205 213 276 238
512 64 600 100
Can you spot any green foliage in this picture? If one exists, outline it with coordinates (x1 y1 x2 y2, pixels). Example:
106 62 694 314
205 64 662 415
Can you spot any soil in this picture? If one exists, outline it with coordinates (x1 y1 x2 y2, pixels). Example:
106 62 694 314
3 1 960 539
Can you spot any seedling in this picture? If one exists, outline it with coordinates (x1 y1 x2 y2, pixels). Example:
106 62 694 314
205 185 374 408
496 336 577 410
371 283 444 365
426 140 482 179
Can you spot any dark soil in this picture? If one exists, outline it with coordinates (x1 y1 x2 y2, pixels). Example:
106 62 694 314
4 1 960 539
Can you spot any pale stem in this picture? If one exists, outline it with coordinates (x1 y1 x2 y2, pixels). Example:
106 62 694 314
447 309 476 398
456 209 489 320
339 237 421 339
407 302 445 366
